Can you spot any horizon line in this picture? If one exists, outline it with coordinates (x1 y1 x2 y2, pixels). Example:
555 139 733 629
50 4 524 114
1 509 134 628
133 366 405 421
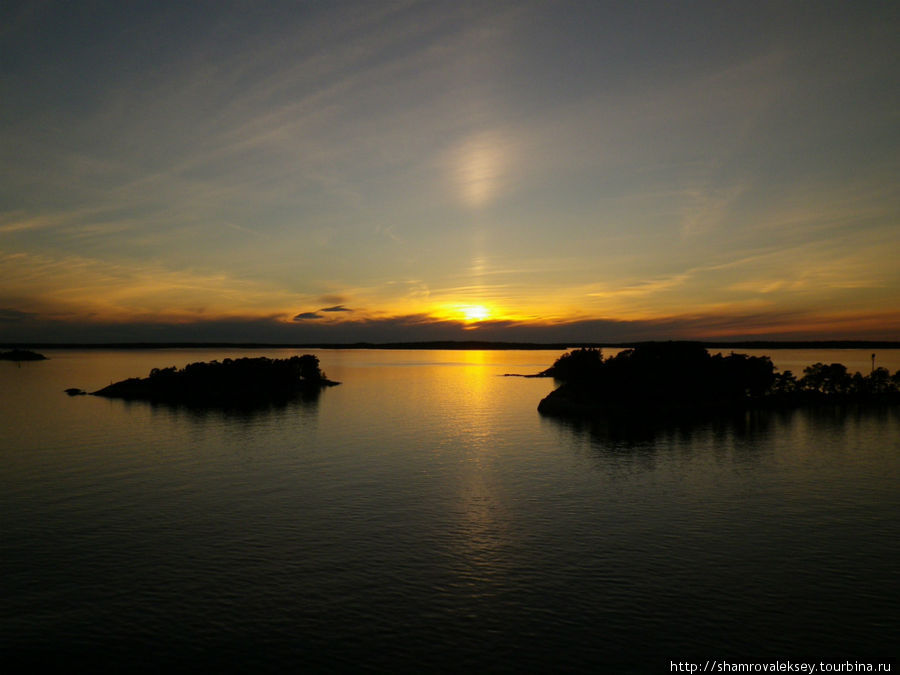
4 339 900 351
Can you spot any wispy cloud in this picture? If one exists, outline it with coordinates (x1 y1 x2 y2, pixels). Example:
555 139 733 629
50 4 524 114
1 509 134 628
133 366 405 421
0 250 304 321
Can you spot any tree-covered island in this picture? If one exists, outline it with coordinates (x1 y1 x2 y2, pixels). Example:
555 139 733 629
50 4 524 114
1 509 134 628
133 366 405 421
89 355 338 406
537 342 900 418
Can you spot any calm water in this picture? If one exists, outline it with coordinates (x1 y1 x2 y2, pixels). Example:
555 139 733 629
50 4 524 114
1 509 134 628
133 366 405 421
2 349 898 672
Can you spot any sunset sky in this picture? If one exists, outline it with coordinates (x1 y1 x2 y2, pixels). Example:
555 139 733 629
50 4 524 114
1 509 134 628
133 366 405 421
2 1 898 343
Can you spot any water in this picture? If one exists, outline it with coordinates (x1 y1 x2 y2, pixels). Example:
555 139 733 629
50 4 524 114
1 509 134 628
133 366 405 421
2 349 898 672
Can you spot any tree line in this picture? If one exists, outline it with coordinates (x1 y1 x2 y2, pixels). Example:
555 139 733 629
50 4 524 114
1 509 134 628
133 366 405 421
542 343 900 407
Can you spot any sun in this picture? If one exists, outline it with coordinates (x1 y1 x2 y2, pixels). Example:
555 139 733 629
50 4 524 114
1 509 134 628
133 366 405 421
460 304 491 322
429 302 498 325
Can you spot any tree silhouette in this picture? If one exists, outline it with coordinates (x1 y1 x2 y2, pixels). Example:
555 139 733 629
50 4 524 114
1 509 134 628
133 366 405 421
538 343 900 417
800 362 851 395
92 355 338 407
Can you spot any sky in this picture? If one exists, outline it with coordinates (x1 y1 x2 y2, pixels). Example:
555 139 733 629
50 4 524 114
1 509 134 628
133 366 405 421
1 0 898 343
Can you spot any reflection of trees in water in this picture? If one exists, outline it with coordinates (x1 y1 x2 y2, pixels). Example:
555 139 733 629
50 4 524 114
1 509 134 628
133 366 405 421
547 402 899 450
797 399 900 432
548 407 778 446
141 386 326 424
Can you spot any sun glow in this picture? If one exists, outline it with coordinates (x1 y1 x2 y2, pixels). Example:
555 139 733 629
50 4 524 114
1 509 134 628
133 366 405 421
461 304 491 322
430 302 498 324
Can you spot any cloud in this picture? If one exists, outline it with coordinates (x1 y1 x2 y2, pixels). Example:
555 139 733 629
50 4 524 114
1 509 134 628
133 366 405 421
0 249 310 322
2 2 897 346
2 306 899 345
293 304 353 321
0 308 37 322
293 304 352 320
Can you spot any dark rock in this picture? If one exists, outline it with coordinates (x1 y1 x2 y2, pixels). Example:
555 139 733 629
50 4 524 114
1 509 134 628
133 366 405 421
0 349 47 361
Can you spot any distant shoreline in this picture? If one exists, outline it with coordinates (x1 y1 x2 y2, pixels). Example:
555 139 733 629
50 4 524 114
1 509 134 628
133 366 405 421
2 340 899 351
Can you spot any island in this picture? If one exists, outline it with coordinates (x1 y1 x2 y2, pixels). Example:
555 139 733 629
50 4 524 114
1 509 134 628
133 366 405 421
537 342 900 418
88 355 339 407
0 349 48 361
